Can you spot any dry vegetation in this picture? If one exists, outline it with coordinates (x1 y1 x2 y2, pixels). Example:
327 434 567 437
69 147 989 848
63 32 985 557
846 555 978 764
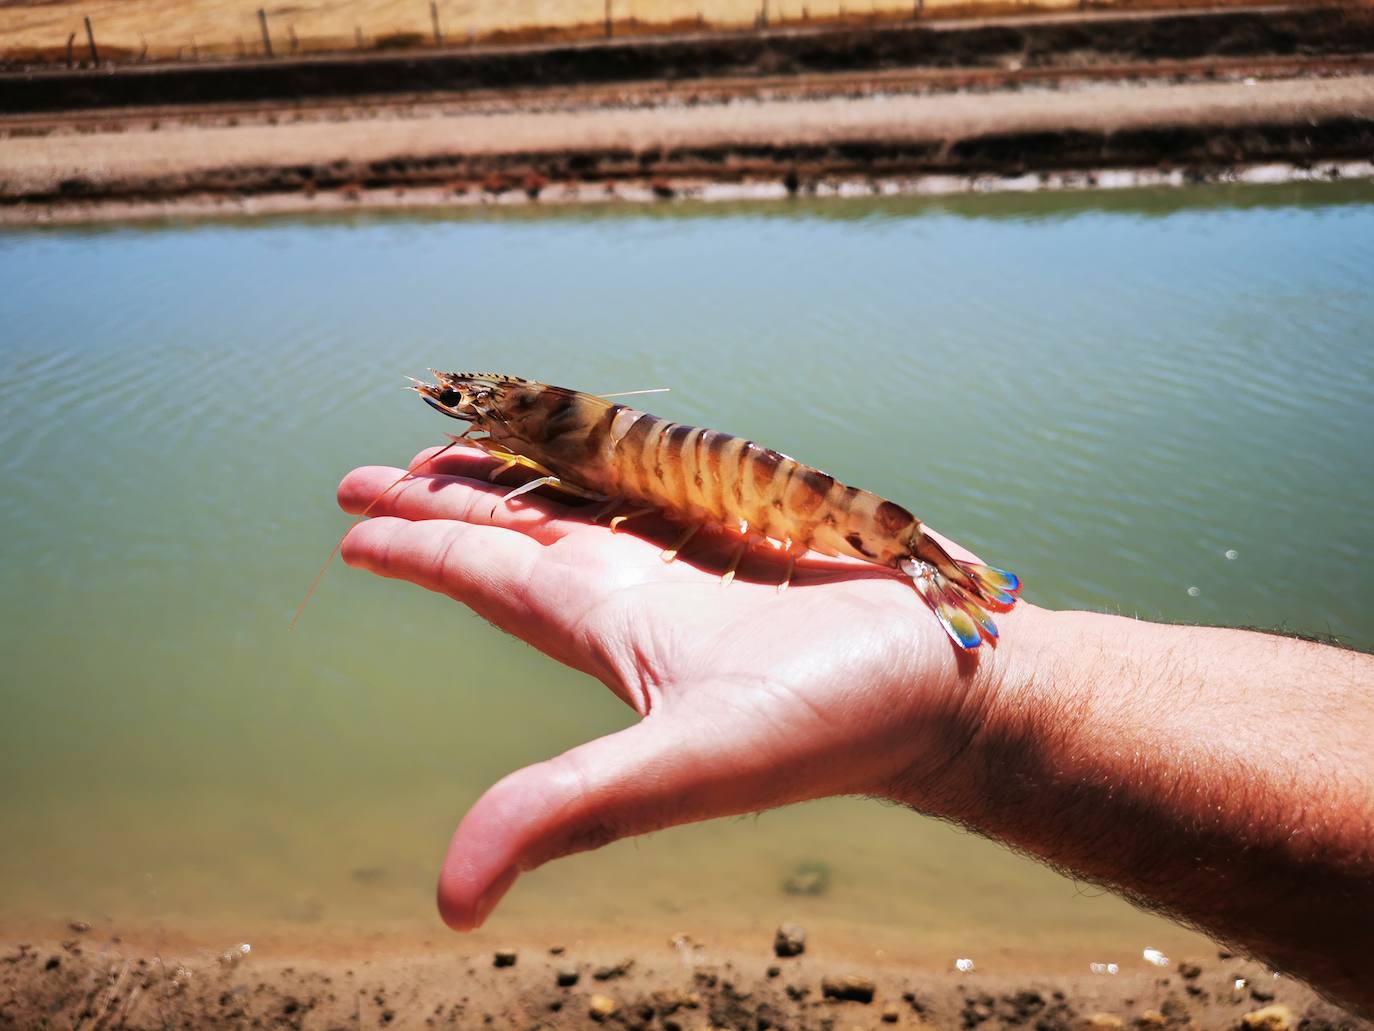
0 0 1296 66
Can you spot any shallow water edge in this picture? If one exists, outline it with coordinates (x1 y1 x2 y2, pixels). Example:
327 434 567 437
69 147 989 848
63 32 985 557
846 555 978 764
6 159 1373 227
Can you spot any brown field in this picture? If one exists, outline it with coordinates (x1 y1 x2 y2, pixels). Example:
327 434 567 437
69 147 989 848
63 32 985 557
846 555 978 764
1 924 1360 1030
0 0 1310 66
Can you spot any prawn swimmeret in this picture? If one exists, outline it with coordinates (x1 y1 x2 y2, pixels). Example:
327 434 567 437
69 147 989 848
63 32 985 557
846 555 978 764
413 372 1021 650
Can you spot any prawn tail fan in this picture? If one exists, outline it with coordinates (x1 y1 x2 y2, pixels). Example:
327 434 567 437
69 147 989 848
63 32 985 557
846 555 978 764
900 537 1022 651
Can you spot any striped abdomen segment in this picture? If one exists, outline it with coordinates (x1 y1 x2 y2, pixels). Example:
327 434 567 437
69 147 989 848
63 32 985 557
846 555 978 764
605 409 920 566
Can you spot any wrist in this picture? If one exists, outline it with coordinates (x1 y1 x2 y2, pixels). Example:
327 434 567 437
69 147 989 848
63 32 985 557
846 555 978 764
879 602 1080 823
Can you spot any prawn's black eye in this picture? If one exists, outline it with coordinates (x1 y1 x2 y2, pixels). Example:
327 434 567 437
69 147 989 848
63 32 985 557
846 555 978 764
438 389 461 408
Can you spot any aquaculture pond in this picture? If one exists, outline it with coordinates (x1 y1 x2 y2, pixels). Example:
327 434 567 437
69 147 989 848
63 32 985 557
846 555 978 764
2 180 1372 971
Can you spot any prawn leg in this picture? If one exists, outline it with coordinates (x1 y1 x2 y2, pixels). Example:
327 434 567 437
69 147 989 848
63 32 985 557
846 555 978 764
776 538 802 593
720 538 750 586
586 498 623 524
609 508 656 532
488 458 520 481
483 447 558 482
660 524 700 563
501 475 607 506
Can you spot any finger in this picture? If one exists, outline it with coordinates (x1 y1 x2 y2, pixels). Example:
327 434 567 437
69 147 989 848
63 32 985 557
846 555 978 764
408 445 497 477
338 466 585 545
341 516 538 621
435 706 847 931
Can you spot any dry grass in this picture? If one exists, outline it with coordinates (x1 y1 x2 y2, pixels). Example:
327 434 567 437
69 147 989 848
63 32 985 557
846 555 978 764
0 0 1254 65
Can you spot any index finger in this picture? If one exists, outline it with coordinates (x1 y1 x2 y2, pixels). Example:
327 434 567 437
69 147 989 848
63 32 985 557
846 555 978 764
408 444 498 478
337 464 590 545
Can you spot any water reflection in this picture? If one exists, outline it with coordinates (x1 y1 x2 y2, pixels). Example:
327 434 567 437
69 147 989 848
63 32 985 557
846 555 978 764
0 179 1370 967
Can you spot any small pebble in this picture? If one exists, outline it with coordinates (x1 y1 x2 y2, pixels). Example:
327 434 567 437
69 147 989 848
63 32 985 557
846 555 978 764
555 967 579 987
881 1001 901 1022
593 958 633 980
1242 1004 1293 1031
774 924 806 958
766 965 781 978
955 957 975 973
1178 961 1202 980
217 943 251 968
1137 1010 1167 1027
67 921 90 934
1087 1016 1123 1030
492 949 516 968
548 944 565 955
588 994 617 1021
821 973 875 1003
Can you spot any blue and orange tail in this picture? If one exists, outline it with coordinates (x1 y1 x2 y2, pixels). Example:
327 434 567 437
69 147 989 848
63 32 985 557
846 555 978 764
900 539 1022 651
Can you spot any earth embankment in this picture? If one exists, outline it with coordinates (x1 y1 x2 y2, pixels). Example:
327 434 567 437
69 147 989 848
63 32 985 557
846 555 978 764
2 5 1371 114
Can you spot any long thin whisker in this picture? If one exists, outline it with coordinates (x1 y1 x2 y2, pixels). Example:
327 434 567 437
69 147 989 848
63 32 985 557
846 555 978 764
288 439 463 630
599 388 670 398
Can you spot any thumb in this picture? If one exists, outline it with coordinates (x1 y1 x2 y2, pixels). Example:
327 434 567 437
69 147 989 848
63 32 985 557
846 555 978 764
435 708 799 931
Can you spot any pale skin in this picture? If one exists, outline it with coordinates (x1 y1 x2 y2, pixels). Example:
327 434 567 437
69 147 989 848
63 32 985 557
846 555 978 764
337 446 1374 1014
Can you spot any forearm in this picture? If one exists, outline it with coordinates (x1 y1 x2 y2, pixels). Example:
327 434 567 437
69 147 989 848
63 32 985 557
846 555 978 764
902 605 1374 1011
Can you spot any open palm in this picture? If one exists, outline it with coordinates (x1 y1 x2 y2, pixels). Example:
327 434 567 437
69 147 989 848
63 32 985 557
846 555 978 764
338 446 1008 930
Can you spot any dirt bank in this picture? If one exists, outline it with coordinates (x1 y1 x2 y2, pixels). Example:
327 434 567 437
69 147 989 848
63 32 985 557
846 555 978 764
2 924 1365 1029
2 73 1371 221
3 5 1371 114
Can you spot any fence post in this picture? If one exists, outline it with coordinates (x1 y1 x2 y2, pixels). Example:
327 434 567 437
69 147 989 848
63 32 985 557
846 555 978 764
289 23 299 53
760 0 769 28
66 32 75 67
258 8 273 56
83 16 99 65
355 25 364 48
604 0 613 38
430 0 443 44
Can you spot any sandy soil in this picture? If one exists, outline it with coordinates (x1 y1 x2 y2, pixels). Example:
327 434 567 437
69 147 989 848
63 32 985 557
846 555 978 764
2 922 1366 1029
7 74 1373 187
2 0 1154 66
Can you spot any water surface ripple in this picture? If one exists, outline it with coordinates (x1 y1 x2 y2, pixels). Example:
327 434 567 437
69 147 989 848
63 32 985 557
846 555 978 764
1 182 1371 968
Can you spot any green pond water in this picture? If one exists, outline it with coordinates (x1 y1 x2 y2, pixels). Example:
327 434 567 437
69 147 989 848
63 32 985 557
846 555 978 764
2 181 1372 972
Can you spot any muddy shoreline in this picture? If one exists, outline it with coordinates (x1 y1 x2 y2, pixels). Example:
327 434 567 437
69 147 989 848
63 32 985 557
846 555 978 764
3 924 1366 1029
3 72 1372 223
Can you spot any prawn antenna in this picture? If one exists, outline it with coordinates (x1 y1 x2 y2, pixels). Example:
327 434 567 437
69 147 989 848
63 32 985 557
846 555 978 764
599 388 670 399
288 438 464 630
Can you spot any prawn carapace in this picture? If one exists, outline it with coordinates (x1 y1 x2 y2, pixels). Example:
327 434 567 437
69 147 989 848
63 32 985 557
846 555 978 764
415 372 1021 650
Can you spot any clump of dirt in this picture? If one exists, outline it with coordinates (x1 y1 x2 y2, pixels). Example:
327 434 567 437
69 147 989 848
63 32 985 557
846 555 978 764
0 930 1361 1029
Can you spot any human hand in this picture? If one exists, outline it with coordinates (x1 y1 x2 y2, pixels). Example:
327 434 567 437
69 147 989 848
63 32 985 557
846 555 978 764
338 446 1030 931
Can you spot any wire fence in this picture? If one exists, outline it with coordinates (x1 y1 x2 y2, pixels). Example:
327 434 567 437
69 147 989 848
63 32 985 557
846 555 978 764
0 0 1299 69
